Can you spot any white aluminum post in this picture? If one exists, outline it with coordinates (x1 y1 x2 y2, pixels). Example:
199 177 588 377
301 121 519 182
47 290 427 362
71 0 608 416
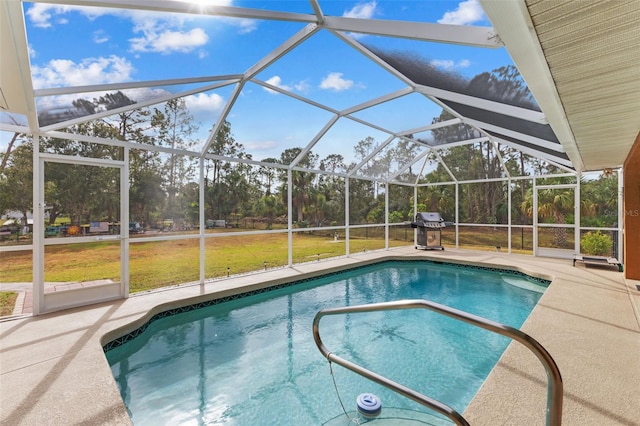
533 178 538 256
32 135 43 315
618 168 624 263
575 174 581 255
413 186 418 247
199 157 205 284
287 169 293 266
385 183 389 250
345 177 350 256
455 183 459 248
508 178 512 253
122 147 130 297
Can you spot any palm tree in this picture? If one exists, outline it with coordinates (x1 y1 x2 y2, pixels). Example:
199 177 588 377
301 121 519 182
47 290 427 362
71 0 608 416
580 174 618 226
521 186 574 247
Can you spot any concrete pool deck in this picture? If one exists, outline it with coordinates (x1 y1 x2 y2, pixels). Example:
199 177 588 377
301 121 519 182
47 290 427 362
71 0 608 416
1 247 639 425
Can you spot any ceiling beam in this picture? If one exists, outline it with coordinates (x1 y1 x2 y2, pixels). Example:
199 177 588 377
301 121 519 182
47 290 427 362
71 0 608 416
33 0 316 23
415 84 547 124
399 118 463 137
34 75 243 97
323 16 502 48
463 117 564 153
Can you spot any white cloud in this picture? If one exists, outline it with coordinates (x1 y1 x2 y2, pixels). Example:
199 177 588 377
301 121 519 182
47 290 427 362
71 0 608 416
430 59 471 70
294 80 311 93
244 140 279 152
342 1 378 39
130 26 208 54
431 60 454 70
234 18 258 34
31 55 135 89
263 76 291 94
343 1 378 19
26 3 116 28
185 92 225 112
93 30 109 44
320 72 354 92
25 2 236 27
25 1 255 44
262 76 311 94
26 3 72 28
24 1 260 61
437 0 485 25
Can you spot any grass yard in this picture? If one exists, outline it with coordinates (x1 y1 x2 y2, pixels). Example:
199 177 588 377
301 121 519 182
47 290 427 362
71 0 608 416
0 292 18 316
0 231 410 294
0 225 571 296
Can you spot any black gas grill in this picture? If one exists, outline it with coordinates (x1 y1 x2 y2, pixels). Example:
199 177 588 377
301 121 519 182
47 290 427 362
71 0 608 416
411 212 447 250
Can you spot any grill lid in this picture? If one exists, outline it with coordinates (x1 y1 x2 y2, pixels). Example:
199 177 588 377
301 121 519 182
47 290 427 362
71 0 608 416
415 212 444 222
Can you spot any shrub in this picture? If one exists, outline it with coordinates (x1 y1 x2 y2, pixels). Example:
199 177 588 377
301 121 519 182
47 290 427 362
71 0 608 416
581 231 612 256
388 211 405 223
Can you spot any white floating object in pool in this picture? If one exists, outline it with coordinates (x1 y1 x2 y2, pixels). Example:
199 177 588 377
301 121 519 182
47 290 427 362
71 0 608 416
356 393 382 419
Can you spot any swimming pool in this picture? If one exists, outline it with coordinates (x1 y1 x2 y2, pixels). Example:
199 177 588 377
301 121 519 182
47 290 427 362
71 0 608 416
105 260 548 425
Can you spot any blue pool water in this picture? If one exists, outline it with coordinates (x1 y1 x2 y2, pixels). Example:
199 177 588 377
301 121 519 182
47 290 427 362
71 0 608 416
105 260 548 425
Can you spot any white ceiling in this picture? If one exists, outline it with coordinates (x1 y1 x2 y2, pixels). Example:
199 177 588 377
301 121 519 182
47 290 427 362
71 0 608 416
1 0 639 173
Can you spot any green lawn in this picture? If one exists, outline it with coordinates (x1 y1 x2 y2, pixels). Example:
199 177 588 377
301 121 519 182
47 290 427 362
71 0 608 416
0 231 409 293
0 226 570 295
0 292 17 316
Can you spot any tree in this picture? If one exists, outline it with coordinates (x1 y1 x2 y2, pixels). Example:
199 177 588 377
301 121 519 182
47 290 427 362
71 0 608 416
581 174 618 227
0 116 26 174
0 143 33 228
347 168 375 225
466 65 538 109
354 136 387 197
389 138 420 178
317 154 346 225
423 64 542 225
258 158 280 196
307 192 328 227
204 121 252 222
521 183 574 247
256 194 284 229
152 98 199 221
129 161 165 225
25 119 123 227
277 147 318 223
178 182 200 227
78 92 168 226
66 91 165 226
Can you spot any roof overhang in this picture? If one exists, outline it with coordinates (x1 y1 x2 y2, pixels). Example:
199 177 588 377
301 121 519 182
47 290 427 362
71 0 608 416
0 1 35 122
481 0 640 172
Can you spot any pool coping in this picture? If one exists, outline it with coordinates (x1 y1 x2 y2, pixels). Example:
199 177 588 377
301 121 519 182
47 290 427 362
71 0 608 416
101 258 551 353
1 247 639 425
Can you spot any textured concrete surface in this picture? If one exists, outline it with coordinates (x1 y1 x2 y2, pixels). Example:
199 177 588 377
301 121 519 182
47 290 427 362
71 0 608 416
1 248 638 425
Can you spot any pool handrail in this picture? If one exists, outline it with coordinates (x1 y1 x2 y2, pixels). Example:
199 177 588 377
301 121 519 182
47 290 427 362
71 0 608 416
313 299 563 426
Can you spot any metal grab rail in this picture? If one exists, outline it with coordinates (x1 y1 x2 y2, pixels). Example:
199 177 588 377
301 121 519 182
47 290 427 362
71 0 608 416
313 299 563 426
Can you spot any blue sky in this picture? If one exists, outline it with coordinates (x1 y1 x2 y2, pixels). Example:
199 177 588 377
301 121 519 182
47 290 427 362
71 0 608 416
2 0 517 163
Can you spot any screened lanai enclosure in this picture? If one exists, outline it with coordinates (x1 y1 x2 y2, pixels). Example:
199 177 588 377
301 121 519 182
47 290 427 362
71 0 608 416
0 0 633 315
